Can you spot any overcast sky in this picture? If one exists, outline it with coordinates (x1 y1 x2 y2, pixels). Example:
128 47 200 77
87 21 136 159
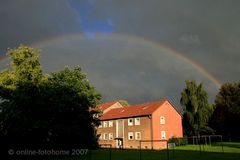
0 0 239 108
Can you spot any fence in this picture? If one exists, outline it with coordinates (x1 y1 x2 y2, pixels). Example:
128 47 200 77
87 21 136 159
139 140 169 160
186 135 224 153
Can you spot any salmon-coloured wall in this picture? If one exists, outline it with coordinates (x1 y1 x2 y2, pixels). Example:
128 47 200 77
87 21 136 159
152 101 183 146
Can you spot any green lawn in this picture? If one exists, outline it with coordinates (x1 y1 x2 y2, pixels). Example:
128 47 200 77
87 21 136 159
175 143 240 153
50 142 240 160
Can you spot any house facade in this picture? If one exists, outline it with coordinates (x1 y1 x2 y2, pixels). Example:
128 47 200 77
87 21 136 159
96 100 183 149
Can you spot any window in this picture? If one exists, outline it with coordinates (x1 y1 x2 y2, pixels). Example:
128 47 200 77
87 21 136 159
109 121 113 127
161 131 166 139
128 118 133 126
93 113 99 118
103 133 108 140
103 121 108 128
99 122 102 128
109 133 113 140
160 116 165 124
135 132 141 140
128 132 134 140
135 118 140 125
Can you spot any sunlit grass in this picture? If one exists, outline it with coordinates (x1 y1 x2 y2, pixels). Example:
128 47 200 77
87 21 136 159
175 144 240 153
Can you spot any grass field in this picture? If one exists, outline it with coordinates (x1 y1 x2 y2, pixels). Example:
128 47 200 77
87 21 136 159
50 142 240 160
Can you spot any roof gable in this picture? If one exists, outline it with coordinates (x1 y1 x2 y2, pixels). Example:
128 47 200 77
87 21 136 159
96 101 119 111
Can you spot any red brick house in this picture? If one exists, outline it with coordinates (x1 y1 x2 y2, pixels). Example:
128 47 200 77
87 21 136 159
96 100 183 149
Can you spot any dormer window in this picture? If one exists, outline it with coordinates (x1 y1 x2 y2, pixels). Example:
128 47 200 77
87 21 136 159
143 106 149 110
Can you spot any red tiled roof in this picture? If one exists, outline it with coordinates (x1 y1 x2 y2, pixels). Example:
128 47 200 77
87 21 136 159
96 101 119 111
89 101 118 112
100 100 167 120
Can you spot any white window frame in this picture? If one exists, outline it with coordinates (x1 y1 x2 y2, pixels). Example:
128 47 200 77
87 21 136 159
109 121 113 127
93 113 99 118
160 116 165 124
128 118 134 126
109 133 113 140
128 132 134 140
103 121 108 128
103 133 108 140
161 131 166 140
135 132 141 140
99 122 102 128
135 118 140 125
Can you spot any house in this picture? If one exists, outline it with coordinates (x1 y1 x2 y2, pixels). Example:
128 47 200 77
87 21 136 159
95 101 124 114
96 99 183 149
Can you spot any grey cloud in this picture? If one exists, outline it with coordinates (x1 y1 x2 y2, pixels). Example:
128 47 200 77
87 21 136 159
0 0 80 54
179 34 201 45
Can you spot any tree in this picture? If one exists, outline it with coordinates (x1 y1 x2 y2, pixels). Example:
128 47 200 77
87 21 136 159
118 100 130 107
180 80 215 136
210 82 240 141
0 45 101 149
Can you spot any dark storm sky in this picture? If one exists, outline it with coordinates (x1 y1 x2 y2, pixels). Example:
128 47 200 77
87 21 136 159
0 0 239 107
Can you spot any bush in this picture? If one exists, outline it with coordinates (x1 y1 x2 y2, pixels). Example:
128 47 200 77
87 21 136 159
168 137 188 146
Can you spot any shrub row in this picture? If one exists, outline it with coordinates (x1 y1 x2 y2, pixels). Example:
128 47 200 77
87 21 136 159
168 137 188 146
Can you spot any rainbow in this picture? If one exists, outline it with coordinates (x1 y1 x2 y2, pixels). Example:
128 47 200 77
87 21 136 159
0 33 221 88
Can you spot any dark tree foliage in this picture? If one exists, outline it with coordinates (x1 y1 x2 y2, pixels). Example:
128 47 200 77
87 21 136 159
180 80 215 136
0 45 101 151
210 82 240 141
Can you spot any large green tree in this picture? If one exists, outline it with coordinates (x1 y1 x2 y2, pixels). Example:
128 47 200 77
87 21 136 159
180 80 215 136
210 82 240 141
0 45 101 149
